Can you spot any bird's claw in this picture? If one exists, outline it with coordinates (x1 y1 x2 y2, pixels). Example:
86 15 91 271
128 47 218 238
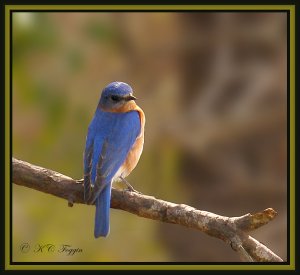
124 186 142 194
119 176 142 194
76 178 84 184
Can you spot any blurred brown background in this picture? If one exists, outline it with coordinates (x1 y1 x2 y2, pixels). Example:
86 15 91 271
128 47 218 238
12 11 287 262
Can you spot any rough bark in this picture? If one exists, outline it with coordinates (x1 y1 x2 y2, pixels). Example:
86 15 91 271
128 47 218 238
12 157 284 262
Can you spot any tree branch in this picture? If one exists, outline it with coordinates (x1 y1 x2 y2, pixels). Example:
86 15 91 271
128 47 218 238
12 157 284 262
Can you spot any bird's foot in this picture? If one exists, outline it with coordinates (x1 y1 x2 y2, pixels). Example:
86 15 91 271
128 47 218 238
119 176 142 194
76 178 84 184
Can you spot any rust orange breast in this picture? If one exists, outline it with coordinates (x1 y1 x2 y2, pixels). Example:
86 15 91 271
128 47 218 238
115 104 145 179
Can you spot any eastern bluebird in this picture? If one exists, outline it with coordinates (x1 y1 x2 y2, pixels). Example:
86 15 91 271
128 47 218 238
84 81 145 238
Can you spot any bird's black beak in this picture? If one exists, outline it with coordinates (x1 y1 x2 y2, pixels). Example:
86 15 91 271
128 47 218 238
126 94 137 101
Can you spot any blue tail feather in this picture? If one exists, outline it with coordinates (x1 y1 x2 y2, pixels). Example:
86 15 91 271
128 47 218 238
94 184 111 238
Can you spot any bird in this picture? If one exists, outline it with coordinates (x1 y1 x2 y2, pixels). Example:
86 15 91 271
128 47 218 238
83 81 145 238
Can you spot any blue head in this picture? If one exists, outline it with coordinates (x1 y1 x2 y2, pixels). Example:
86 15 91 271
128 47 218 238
99 82 137 111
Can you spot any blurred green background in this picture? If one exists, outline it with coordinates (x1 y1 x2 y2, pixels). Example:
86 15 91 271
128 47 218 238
12 11 287 262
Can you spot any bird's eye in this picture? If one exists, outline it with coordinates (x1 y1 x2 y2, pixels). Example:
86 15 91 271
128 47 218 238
111 95 120 102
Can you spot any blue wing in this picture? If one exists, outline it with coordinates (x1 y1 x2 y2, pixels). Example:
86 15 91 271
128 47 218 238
83 109 141 237
84 110 141 201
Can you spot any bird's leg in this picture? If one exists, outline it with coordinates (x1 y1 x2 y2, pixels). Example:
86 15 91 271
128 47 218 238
119 176 142 194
